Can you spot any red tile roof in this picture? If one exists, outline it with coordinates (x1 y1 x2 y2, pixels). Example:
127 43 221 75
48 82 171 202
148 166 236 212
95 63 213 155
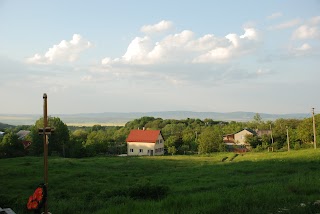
22 141 32 149
126 130 161 143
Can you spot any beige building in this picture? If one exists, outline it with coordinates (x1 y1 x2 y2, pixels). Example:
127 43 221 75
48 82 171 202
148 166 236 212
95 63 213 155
126 129 164 156
223 129 256 151
234 129 255 145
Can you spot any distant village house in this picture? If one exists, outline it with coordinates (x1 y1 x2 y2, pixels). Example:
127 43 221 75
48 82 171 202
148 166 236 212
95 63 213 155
223 128 271 151
16 130 32 149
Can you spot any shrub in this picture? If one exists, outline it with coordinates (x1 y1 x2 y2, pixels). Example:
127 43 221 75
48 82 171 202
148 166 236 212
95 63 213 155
301 143 314 149
294 143 301 150
253 145 264 152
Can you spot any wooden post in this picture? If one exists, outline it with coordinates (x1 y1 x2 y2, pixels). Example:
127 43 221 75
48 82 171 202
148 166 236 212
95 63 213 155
43 93 49 214
270 123 274 145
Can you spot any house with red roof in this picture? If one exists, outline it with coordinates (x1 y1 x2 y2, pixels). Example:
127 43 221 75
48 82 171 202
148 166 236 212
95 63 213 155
126 129 164 156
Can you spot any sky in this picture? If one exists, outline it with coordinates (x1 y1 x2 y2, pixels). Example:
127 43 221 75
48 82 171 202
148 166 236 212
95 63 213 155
0 0 319 115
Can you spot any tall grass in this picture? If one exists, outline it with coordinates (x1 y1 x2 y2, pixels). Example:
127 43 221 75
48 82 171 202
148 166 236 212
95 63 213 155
1 149 320 213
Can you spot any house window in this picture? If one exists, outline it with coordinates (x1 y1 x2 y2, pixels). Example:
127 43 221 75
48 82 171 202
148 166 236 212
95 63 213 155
130 149 133 152
139 149 143 153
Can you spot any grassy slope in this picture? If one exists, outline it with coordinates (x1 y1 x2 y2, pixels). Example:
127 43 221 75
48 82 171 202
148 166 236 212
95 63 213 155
1 150 320 214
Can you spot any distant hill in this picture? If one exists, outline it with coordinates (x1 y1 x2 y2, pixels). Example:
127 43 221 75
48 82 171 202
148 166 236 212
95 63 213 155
0 122 14 130
0 111 309 126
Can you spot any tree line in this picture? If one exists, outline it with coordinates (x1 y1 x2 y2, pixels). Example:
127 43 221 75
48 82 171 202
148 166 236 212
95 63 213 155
0 114 319 158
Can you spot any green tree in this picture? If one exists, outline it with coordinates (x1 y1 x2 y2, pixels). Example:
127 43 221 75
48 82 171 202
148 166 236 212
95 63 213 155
245 134 261 149
297 118 313 144
182 127 197 152
0 132 24 158
168 146 177 155
198 127 223 154
29 117 69 156
84 130 109 156
253 113 262 123
222 121 243 135
67 129 88 157
164 135 178 148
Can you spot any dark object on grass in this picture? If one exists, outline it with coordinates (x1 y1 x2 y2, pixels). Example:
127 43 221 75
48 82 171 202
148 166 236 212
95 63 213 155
229 154 239 162
221 157 228 162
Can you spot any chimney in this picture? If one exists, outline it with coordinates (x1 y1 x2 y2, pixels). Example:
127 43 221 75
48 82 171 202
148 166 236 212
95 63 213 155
143 127 145 131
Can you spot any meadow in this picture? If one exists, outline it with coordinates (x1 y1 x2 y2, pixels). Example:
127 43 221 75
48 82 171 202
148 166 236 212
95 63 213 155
1 149 320 214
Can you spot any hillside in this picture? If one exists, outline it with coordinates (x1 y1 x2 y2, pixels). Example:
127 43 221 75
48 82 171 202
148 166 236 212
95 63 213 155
0 111 308 126
1 150 320 213
0 122 14 130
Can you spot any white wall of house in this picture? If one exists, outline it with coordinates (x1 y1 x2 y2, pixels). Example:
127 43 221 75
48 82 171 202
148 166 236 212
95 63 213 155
127 134 164 156
154 134 164 155
234 130 253 145
127 142 155 156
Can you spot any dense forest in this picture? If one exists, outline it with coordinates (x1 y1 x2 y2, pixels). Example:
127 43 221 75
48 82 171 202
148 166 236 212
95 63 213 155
0 114 319 158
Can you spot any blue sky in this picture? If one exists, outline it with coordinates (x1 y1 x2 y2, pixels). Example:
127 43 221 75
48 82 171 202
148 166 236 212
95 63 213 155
0 0 319 114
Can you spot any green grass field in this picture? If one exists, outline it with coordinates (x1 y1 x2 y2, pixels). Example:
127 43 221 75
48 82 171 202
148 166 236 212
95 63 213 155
1 150 320 214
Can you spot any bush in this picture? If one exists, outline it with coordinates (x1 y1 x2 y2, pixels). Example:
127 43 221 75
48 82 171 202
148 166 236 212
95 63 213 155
253 145 264 152
218 143 227 152
301 143 314 149
294 143 301 150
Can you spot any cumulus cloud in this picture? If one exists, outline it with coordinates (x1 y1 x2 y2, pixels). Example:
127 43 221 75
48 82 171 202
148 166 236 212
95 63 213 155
97 21 262 86
141 20 173 34
26 34 92 64
288 43 313 57
292 16 320 40
101 30 197 65
295 43 311 51
194 28 259 63
122 36 153 62
101 25 259 66
292 25 319 40
267 12 283 20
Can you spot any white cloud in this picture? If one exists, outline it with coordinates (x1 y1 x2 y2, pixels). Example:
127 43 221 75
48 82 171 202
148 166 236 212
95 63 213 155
102 26 259 66
292 25 319 40
240 28 258 40
268 19 301 30
267 12 283 20
185 34 222 51
147 30 194 62
295 43 311 51
122 36 153 63
193 28 259 63
292 16 320 40
97 22 261 85
102 30 197 65
26 34 92 64
309 16 320 25
290 43 312 57
141 20 173 34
